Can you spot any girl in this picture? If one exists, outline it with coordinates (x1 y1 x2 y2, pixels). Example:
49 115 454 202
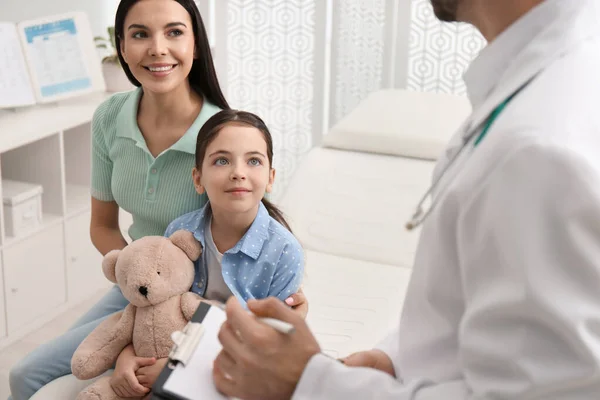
122 110 307 392
166 109 304 307
8 1 305 399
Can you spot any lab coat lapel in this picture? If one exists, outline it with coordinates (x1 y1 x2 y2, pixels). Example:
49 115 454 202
462 0 600 143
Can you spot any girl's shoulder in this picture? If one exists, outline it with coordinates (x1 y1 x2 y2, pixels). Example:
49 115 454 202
265 216 302 251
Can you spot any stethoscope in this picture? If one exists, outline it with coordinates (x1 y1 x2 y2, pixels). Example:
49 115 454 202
405 85 527 231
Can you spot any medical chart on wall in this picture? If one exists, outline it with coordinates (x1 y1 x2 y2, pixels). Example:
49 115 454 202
0 23 36 108
0 12 105 109
22 18 92 99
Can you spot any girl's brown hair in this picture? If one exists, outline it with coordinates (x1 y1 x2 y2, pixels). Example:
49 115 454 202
195 110 292 232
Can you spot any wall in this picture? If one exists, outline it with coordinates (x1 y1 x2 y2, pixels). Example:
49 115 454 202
328 0 411 126
407 0 486 95
210 0 486 196
213 0 328 198
0 0 118 37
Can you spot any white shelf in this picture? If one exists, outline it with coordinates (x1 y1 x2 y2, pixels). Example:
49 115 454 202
0 91 110 153
65 183 90 217
0 90 135 349
3 213 63 248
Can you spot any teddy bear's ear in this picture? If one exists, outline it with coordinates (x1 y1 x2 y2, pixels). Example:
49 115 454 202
170 230 202 261
102 249 121 283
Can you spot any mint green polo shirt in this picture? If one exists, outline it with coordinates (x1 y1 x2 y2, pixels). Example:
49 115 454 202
91 88 221 241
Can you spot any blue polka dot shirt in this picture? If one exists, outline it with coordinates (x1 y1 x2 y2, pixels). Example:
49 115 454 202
165 201 304 307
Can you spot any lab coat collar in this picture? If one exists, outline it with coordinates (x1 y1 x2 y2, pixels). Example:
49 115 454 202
463 0 552 109
462 0 600 140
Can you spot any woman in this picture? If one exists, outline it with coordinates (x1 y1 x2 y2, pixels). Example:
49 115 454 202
8 1 306 399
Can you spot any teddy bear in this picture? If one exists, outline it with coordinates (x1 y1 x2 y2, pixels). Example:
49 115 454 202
71 230 204 400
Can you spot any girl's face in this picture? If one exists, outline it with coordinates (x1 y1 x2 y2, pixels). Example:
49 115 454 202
120 0 196 94
193 124 275 215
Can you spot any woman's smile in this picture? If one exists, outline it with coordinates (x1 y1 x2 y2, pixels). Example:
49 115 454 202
143 63 178 77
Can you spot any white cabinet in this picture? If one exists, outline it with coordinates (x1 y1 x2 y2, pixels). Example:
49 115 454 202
65 211 107 304
0 256 5 339
0 92 117 348
3 224 66 334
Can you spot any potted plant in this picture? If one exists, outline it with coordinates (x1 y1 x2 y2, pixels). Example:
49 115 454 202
95 26 135 92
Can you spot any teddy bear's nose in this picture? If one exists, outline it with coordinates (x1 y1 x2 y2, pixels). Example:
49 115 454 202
139 286 148 297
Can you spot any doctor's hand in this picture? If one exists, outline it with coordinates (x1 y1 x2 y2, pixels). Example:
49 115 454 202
341 349 396 377
213 297 321 400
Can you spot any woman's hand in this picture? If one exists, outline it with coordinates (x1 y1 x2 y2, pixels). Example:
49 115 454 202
341 349 396 376
110 344 156 397
285 287 308 319
136 358 168 389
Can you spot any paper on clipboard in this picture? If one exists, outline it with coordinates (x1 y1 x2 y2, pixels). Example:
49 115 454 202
162 305 229 400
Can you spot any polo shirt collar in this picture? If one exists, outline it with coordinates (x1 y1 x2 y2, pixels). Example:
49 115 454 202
191 202 271 260
115 87 221 155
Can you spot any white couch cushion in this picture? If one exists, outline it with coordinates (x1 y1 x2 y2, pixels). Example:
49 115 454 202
323 89 471 160
30 371 112 400
303 250 411 358
279 147 434 266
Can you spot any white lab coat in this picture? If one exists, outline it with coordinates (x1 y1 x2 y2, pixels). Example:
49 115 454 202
293 0 600 398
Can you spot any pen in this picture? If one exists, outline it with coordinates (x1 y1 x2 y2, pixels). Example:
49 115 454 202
212 302 345 363
212 301 296 334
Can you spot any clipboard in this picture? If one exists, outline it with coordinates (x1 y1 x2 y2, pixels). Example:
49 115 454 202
151 302 229 400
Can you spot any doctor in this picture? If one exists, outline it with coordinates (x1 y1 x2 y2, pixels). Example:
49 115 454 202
213 0 600 398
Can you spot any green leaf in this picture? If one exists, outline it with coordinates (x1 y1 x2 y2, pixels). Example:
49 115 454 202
102 54 120 64
107 26 117 49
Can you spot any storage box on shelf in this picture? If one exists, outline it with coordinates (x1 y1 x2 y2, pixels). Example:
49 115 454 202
0 91 131 349
0 255 5 342
2 180 43 238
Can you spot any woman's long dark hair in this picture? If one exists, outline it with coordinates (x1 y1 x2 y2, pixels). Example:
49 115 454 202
196 110 292 232
114 0 229 110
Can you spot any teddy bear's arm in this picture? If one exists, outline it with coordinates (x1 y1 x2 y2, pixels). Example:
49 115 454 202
181 292 203 321
71 304 136 380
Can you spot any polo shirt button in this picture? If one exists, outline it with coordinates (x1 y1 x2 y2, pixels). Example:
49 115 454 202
151 168 157 174
148 187 155 194
198 281 204 288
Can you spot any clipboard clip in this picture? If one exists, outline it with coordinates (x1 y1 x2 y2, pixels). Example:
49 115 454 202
168 321 205 367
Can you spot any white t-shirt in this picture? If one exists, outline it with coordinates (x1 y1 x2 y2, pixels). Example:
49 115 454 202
203 218 233 303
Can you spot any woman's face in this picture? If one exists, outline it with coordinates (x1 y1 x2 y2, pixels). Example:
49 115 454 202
120 0 196 94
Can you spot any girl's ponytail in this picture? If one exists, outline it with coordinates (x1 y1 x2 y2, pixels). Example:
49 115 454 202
261 198 292 233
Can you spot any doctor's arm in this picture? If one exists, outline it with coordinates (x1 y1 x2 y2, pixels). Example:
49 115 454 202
215 297 447 400
306 143 600 400
304 142 600 399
